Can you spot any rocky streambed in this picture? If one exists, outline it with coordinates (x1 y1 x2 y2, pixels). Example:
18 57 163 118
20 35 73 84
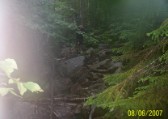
1 46 122 119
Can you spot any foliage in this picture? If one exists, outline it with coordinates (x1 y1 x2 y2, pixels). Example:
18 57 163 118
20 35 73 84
16 0 168 49
83 33 99 47
104 65 140 86
0 59 43 97
16 0 76 43
10 0 168 118
147 18 168 42
78 0 168 50
86 56 168 118
85 19 168 118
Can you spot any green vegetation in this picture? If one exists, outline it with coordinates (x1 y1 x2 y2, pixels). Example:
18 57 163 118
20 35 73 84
3 0 168 118
86 19 168 118
0 59 43 97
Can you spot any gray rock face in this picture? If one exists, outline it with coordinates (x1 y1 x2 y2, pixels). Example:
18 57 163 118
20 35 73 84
60 56 85 76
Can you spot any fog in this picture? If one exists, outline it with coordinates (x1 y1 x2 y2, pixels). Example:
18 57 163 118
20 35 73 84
0 1 46 118
122 0 168 19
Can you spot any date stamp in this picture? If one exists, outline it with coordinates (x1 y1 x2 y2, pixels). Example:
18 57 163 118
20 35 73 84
128 110 163 117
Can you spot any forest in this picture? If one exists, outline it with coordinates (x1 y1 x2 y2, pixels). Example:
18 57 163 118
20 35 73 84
0 0 168 119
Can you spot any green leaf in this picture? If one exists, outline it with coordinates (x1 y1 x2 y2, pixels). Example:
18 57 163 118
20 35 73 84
0 88 14 96
146 33 151 37
0 59 18 78
23 82 43 93
8 78 20 84
17 82 27 95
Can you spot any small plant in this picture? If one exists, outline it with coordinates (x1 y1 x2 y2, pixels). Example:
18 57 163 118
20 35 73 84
0 58 43 97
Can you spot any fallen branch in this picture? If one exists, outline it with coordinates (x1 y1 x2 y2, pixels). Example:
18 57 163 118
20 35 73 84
22 97 88 103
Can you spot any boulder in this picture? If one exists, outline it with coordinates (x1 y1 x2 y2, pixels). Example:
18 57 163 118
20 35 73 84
59 56 85 76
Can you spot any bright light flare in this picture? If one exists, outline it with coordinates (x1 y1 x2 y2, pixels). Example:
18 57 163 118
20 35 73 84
0 1 7 58
0 1 8 119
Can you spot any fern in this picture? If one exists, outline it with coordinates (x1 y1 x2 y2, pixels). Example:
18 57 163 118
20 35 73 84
147 18 168 42
85 55 168 118
85 18 168 119
159 50 168 63
104 64 141 86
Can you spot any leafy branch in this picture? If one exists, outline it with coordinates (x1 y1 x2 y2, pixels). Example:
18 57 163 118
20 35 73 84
0 59 43 97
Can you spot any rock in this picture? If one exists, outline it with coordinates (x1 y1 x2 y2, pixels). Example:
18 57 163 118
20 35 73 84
112 62 122 68
98 49 112 60
91 72 100 80
60 56 85 76
97 59 111 69
108 62 123 73
70 67 90 83
88 72 103 81
88 61 123 74
70 83 87 96
85 48 99 65
88 59 111 70
85 47 95 55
